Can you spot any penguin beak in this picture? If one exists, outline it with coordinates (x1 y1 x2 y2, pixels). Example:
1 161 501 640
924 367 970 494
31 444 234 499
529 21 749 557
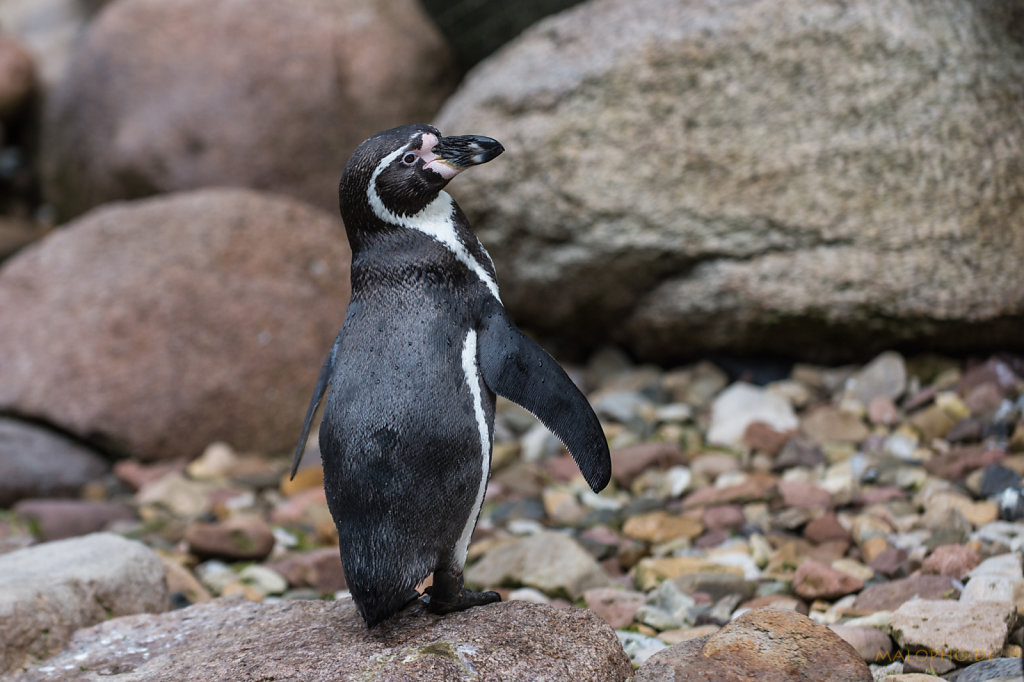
432 135 504 170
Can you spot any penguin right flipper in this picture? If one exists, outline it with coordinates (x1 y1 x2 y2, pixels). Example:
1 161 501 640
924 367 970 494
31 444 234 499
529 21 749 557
289 332 342 480
477 307 611 493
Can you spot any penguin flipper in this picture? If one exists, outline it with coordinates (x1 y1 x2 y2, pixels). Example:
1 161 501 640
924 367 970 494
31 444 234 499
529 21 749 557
290 333 341 480
478 309 611 493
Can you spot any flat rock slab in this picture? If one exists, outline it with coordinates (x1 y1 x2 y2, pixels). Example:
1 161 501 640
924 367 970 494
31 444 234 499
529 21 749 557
0 533 168 675
14 598 632 681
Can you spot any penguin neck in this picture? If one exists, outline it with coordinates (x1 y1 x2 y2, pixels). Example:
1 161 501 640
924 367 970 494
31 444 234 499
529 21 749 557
350 190 501 303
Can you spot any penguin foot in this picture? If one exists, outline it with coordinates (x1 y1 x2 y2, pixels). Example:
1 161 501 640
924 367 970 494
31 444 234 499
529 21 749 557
423 587 501 615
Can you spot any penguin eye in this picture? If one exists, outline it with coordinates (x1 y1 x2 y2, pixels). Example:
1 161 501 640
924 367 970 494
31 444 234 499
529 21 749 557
401 152 417 166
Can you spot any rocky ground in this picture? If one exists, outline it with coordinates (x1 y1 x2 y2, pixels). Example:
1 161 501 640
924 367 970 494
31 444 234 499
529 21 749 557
1 349 1022 681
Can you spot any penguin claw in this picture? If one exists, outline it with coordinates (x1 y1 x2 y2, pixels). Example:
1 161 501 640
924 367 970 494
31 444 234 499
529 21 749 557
423 589 501 615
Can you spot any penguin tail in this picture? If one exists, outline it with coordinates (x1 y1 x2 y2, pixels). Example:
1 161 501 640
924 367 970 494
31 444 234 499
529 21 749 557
353 585 421 628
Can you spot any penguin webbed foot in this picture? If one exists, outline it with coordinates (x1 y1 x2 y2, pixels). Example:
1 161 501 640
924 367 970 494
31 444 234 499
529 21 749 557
422 586 501 615
422 570 501 615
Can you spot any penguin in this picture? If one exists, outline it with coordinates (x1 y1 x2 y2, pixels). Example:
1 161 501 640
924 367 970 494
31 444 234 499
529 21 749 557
291 123 611 628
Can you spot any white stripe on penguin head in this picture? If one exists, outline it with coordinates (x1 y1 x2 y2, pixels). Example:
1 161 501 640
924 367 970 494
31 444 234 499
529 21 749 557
366 137 501 302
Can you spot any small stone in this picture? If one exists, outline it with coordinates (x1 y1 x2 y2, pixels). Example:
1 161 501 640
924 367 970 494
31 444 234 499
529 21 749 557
161 557 212 605
634 557 744 592
921 545 979 579
950 658 1024 682
860 535 889 564
778 479 831 509
672 572 756 603
963 381 1006 416
658 624 720 645
609 441 686 487
945 417 987 444
849 575 958 616
845 351 907 405
925 446 1006 480
889 599 1014 662
662 361 729 407
742 421 793 456
466 530 611 599
801 406 870 444
969 552 1023 578
583 587 646 629
617 630 669 666
184 516 276 561
804 513 851 544
267 548 346 594
909 404 957 441
194 560 237 594
867 396 900 426
622 511 703 544
13 499 137 541
636 608 872 681
773 435 826 470
980 464 1022 498
689 452 741 481
681 474 776 509
136 472 215 518
701 504 746 531
791 560 865 601
868 547 908 577
542 487 587 525
738 594 806 613
238 564 288 597
828 625 894 663
114 458 188 492
707 383 798 449
187 442 239 480
935 391 972 421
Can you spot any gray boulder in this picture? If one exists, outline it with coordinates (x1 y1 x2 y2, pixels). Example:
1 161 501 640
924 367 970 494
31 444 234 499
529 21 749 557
438 0 1024 362
0 188 351 461
12 598 632 681
0 533 168 676
41 0 458 220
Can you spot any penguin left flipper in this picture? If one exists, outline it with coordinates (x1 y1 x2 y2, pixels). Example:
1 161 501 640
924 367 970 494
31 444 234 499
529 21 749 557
478 308 611 493
289 331 342 480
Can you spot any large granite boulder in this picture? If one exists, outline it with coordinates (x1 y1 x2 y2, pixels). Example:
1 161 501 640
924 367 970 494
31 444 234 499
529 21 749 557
438 0 1024 362
41 0 458 220
11 598 633 681
0 188 350 461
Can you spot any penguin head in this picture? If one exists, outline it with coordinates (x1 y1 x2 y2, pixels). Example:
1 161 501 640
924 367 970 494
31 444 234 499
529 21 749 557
340 124 504 228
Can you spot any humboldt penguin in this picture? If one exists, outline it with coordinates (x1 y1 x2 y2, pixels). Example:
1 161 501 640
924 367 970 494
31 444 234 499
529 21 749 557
292 124 611 627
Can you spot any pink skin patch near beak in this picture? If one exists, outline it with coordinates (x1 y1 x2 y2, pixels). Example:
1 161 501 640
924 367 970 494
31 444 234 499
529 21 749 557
418 133 462 181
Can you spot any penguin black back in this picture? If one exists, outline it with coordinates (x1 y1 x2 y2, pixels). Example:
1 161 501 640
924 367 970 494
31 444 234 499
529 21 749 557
292 124 611 628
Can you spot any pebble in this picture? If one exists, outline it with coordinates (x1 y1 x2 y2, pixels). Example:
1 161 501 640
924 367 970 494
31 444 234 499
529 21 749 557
12 498 136 541
707 382 799 449
185 516 276 561
889 599 1015 662
791 560 865 601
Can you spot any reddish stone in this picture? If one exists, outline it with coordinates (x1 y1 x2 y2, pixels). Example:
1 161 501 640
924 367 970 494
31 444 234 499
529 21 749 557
804 513 851 544
545 454 582 483
924 446 1006 480
682 475 777 509
114 459 188 492
185 516 276 561
12 499 137 541
267 548 347 593
739 594 808 614
867 547 908 576
694 530 731 548
583 587 646 629
849 575 957 616
867 396 900 425
963 381 1005 416
610 442 686 487
792 560 864 601
701 504 746 531
778 480 832 509
957 358 1021 396
742 421 793 456
636 608 871 681
920 544 980 579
